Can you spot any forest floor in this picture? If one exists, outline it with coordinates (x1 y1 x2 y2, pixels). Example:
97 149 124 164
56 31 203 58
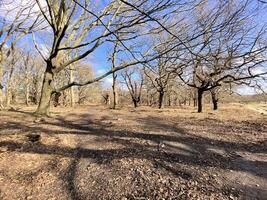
0 103 266 200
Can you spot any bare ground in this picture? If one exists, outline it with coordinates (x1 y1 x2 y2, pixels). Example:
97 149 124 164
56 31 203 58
0 104 266 200
246 104 267 115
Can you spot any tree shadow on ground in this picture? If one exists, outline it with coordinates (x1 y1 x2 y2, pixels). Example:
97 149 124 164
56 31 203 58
61 148 82 200
0 110 266 199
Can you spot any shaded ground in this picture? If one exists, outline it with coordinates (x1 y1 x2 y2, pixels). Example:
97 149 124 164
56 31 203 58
0 104 266 200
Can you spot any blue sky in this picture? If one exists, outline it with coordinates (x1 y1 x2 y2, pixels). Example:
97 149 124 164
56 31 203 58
1 0 267 93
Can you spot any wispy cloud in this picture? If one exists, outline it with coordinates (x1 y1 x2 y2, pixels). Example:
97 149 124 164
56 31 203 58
95 69 107 75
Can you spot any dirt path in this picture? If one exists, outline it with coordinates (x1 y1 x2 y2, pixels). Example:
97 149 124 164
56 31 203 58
0 105 266 199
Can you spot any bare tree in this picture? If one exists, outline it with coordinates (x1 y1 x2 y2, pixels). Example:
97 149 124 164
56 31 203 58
4 43 21 107
103 94 110 106
177 0 267 112
20 51 36 106
144 42 178 109
122 68 144 108
33 0 183 115
0 0 41 108
110 43 119 109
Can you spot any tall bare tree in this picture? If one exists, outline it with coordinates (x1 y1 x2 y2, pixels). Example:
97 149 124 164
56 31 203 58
110 43 119 109
4 43 20 107
33 0 183 115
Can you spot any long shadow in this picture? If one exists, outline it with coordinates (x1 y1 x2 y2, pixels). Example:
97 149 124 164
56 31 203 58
1 111 266 154
0 137 266 180
1 117 266 155
60 148 82 200
1 112 266 160
1 110 267 198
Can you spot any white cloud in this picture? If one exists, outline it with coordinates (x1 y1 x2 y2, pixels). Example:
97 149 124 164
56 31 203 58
105 77 113 84
99 76 113 88
95 69 106 75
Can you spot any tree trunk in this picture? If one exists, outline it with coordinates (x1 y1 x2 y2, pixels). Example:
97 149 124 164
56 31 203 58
11 91 16 104
112 86 116 109
158 91 164 109
0 54 4 109
25 83 29 106
212 98 218 110
168 94 171 107
197 89 204 113
174 97 177 106
0 89 3 109
0 73 3 109
35 65 54 116
103 94 109 105
133 98 138 108
70 66 75 107
5 84 10 107
111 72 117 109
211 91 218 110
5 63 15 107
32 77 38 104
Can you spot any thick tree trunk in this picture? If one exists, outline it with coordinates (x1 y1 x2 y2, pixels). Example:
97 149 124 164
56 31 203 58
158 91 164 109
35 65 54 116
133 99 137 108
211 91 218 110
112 87 116 109
197 89 204 113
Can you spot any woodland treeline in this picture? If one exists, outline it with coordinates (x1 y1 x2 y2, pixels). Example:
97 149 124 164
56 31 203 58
0 0 267 115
